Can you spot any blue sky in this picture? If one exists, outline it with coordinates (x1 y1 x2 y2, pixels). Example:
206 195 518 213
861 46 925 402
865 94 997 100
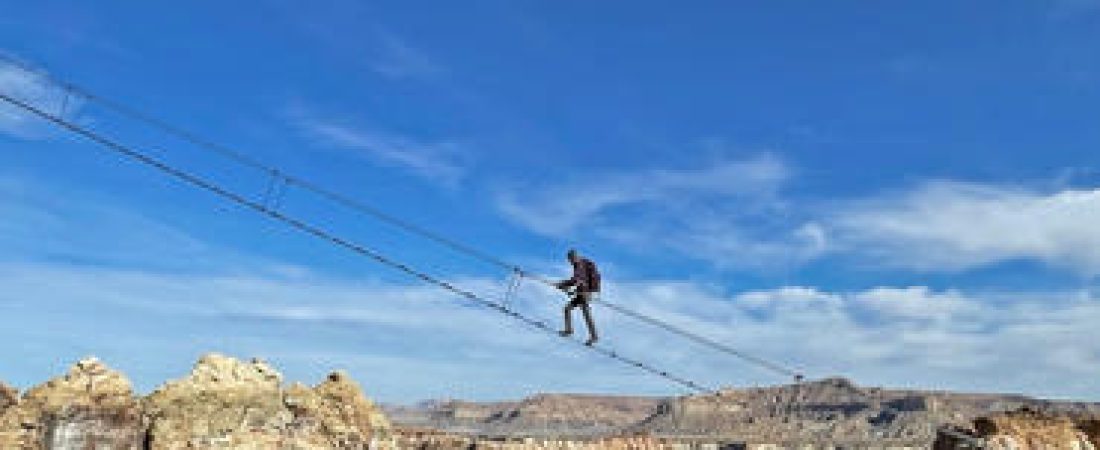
1 1 1099 403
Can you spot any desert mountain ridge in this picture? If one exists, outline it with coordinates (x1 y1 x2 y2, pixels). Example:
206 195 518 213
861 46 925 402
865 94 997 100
383 376 1100 440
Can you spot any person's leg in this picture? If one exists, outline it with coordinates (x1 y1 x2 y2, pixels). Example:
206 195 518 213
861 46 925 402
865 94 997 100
580 295 598 345
560 299 577 336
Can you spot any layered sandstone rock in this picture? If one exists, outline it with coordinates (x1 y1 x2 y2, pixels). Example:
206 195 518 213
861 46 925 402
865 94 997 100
0 357 143 449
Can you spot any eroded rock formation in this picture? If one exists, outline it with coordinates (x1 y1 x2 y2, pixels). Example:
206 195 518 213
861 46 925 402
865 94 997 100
283 371 392 448
1 353 390 449
0 357 143 449
143 353 292 448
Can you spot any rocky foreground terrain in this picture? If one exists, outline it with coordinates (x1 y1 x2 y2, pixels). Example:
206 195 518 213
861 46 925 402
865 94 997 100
0 354 390 449
1 354 1097 449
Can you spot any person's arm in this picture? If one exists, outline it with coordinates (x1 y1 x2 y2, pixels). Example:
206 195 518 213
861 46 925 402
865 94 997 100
556 262 581 290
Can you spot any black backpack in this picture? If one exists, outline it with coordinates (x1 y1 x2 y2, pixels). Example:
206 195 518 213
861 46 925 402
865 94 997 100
583 259 601 292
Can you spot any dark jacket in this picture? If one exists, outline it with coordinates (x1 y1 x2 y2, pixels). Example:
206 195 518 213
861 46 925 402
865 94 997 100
558 257 601 293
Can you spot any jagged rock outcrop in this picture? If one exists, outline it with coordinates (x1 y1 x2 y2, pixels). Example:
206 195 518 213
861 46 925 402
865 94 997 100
0 354 390 449
0 357 143 449
143 353 291 448
142 353 390 449
283 371 391 448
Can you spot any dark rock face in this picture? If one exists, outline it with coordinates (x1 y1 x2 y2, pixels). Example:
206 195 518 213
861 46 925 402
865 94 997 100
1078 418 1100 449
932 425 984 450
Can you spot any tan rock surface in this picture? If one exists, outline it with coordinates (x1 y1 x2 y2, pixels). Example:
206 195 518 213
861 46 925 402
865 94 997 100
143 353 292 448
143 353 390 449
0 357 142 449
934 407 1098 450
283 370 391 448
975 408 1094 449
0 381 16 412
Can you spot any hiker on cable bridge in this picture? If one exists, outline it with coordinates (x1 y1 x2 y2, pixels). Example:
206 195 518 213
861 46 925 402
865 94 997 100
556 249 600 346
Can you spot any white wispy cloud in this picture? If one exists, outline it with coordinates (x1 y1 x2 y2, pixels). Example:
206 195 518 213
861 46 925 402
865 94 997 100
369 31 445 81
498 155 1100 276
292 112 469 187
497 154 790 235
0 59 82 139
826 181 1100 275
2 174 1096 401
494 154 822 269
0 175 260 272
3 260 1097 401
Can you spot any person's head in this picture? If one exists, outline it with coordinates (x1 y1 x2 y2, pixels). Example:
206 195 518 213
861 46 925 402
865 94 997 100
567 248 579 263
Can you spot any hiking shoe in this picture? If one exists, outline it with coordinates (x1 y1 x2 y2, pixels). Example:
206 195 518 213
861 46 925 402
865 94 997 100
558 330 572 337
584 337 598 346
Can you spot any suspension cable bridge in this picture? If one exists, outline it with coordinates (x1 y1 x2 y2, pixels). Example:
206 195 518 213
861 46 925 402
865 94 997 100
0 58 991 446
0 53 803 384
